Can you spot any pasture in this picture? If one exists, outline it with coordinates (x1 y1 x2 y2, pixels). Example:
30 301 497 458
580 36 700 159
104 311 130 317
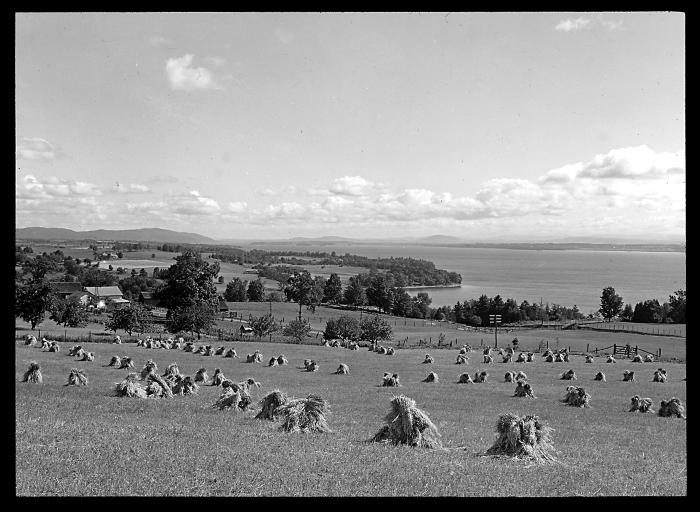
16 337 686 496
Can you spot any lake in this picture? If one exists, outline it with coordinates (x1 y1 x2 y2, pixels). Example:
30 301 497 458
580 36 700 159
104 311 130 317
241 242 686 314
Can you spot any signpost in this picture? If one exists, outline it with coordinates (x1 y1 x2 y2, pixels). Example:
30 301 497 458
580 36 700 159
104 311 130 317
489 314 502 348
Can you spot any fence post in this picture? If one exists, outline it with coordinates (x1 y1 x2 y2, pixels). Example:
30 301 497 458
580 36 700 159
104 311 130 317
635 345 638 355
595 347 598 355
586 343 589 353
658 348 662 358
613 343 616 354
546 340 549 349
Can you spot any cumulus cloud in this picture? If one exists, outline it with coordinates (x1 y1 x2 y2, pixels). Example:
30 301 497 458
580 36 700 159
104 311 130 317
540 146 685 183
226 201 248 213
329 175 376 196
16 137 63 161
170 190 221 216
17 175 102 199
555 17 591 32
165 54 221 91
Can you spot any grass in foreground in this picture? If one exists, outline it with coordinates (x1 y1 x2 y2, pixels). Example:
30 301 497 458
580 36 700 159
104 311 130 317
16 340 686 496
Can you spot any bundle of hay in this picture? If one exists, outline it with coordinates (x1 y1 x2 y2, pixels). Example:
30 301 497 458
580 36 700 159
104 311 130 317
135 339 145 347
183 343 195 353
246 351 263 363
118 356 134 369
268 356 279 367
423 354 434 364
212 385 249 411
545 354 554 363
370 395 441 449
459 347 468 355
215 346 225 356
607 355 617 363
386 347 395 356
68 345 83 356
330 339 341 348
502 353 512 363
144 340 152 349
255 390 288 420
41 338 51 350
240 378 261 390
629 395 654 413
377 346 388 355
658 398 686 419
456 354 469 365
368 343 376 351
140 360 158 379
48 342 60 353
623 370 635 382
542 349 553 358
562 386 591 407
79 351 94 362
483 347 491 355
526 353 535 362
653 368 667 383
203 345 216 357
632 354 643 363
277 354 288 365
349 342 359 351
483 354 493 364
458 372 473 383
515 352 527 363
211 368 227 386
144 371 173 399
114 373 147 398
562 353 570 363
172 375 199 395
65 368 88 386
514 381 536 398
24 334 37 346
504 371 516 383
515 371 528 381
161 341 172 350
485 413 556 463
560 369 577 380
304 360 319 372
474 370 489 383
585 355 594 363
423 371 439 383
163 363 180 379
21 361 43 383
152 340 162 349
322 340 330 347
593 371 606 382
113 335 122 344
334 363 349 375
382 372 401 387
553 353 564 363
194 368 209 384
73 347 86 359
106 355 121 367
224 348 238 358
374 344 383 353
504 347 514 356
645 354 655 363
497 348 505 357
276 394 332 433
174 341 183 350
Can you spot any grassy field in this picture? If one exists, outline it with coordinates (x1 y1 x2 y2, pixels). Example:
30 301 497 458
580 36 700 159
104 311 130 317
15 339 686 496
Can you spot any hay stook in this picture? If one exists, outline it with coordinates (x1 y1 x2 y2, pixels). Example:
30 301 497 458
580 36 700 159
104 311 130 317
21 361 42 384
370 395 442 449
485 413 556 463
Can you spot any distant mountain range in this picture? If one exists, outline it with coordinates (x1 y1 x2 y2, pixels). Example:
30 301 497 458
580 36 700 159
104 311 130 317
15 227 217 244
16 227 684 250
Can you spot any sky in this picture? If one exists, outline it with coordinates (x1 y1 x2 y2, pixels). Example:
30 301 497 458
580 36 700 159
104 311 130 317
15 12 685 241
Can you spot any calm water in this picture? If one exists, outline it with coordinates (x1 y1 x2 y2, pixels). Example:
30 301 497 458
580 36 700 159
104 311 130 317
244 242 686 314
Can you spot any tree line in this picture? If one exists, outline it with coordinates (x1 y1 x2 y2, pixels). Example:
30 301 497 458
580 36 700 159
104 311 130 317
598 286 686 324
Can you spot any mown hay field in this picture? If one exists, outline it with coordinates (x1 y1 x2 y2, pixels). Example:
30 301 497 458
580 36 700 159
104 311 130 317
16 338 686 496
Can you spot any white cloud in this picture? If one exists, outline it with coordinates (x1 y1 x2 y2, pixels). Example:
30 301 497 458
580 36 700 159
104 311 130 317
329 175 376 196
165 54 221 91
17 175 102 199
226 201 248 213
170 190 221 216
16 137 63 161
601 20 624 31
555 17 591 32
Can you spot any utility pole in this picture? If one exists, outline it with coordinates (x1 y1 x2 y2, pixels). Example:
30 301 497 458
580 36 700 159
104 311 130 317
489 314 501 348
